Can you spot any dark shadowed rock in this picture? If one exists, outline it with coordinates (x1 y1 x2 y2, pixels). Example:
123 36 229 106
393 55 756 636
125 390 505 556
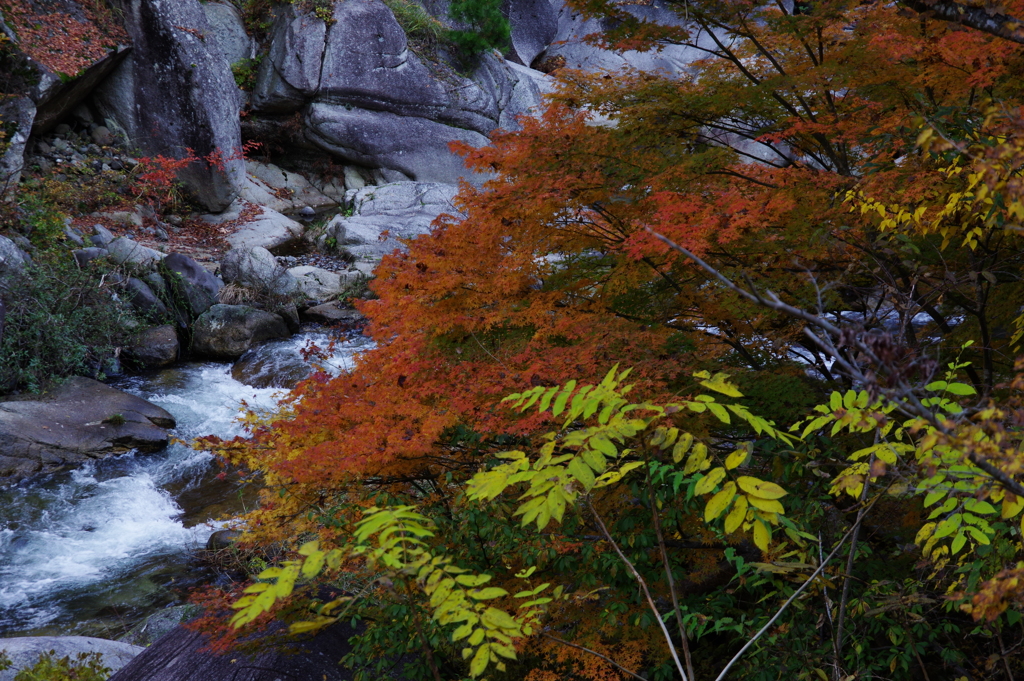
301 302 365 327
108 620 363 681
0 377 175 483
191 304 290 359
124 325 179 368
75 246 109 268
125 277 170 321
205 528 242 550
231 341 311 389
0 636 143 681
121 0 245 211
160 253 224 320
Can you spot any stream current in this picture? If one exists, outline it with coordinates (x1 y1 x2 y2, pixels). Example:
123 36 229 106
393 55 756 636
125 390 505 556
0 331 370 637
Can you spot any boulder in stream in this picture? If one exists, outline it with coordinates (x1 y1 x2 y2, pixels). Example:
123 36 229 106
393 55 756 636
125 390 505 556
0 377 176 483
0 636 143 681
124 325 180 368
108 620 364 681
191 304 290 359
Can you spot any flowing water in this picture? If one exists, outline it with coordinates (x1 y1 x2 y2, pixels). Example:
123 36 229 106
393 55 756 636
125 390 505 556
0 331 370 637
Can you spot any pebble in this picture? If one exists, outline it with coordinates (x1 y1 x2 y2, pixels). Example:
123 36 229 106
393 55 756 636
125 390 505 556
277 252 354 271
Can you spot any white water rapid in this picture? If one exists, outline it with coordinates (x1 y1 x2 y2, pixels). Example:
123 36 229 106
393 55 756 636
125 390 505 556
0 332 369 636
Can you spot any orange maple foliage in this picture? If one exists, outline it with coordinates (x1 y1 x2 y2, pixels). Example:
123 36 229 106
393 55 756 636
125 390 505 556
204 1 1024 678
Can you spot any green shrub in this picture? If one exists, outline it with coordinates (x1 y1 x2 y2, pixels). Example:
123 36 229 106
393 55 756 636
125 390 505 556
13 650 111 681
0 252 140 393
381 0 448 46
447 0 510 54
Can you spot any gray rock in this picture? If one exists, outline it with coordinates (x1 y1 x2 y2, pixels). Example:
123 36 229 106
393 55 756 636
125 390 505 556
507 0 558 66
239 161 336 212
539 0 706 75
305 103 491 184
63 224 85 246
92 55 137 143
0 377 175 483
0 96 35 193
0 236 31 281
125 277 170 321
159 253 224 320
252 0 536 182
118 605 200 648
320 182 458 259
0 636 143 681
191 304 290 359
142 271 169 299
201 2 254 65
301 301 366 326
231 340 310 389
73 247 110 268
287 265 352 302
220 247 297 297
107 238 165 269
121 0 245 211
91 125 115 146
206 528 243 550
252 5 328 113
221 205 305 253
107 620 361 681
124 325 179 368
91 224 116 247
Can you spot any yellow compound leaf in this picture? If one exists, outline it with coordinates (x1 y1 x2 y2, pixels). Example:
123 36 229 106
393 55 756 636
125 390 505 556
752 520 771 552
725 495 748 533
725 448 747 470
747 495 785 514
705 481 737 522
694 467 726 496
736 476 787 500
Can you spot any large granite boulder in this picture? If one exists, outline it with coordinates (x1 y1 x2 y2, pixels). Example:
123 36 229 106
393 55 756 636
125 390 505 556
287 265 355 302
108 620 361 681
506 0 559 67
216 205 306 253
191 304 290 359
124 277 170 321
0 96 35 193
159 253 224 320
201 2 254 66
238 160 337 213
123 325 179 368
119 0 245 212
107 238 165 270
0 377 176 483
253 0 542 183
537 0 705 74
320 182 458 259
0 235 31 282
220 247 297 297
0 636 143 681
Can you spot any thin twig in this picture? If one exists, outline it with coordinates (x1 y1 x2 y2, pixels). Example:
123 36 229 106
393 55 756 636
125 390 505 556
712 497 879 681
647 228 1024 500
588 498 689 681
645 450 696 681
543 633 650 681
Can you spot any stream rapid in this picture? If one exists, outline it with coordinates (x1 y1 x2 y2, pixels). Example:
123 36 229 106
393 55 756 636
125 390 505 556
0 331 370 637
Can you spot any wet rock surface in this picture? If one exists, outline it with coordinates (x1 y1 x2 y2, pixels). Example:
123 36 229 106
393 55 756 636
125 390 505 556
0 377 176 484
190 304 291 359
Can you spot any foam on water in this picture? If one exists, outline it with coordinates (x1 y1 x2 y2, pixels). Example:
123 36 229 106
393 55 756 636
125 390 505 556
0 332 369 634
